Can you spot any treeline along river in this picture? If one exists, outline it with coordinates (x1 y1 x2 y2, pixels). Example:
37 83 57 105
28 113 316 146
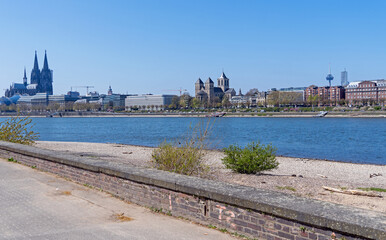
29 117 385 165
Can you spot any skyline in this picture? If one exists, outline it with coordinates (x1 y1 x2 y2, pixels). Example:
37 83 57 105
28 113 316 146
1 0 386 96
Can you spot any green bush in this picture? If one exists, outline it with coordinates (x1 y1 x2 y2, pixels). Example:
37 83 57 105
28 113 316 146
0 116 39 145
151 120 212 176
222 142 278 174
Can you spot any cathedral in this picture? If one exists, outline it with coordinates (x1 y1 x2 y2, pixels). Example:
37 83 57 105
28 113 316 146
5 51 53 97
195 72 236 102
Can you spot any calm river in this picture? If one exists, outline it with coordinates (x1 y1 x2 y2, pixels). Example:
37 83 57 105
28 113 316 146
30 117 385 165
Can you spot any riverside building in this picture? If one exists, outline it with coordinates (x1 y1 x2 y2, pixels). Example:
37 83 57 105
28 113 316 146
230 91 267 107
345 80 386 105
125 94 176 111
304 85 345 106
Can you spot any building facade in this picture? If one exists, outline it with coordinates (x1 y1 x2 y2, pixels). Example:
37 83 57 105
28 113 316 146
304 85 345 106
5 51 53 97
125 95 176 111
195 72 236 102
345 80 386 105
230 92 267 107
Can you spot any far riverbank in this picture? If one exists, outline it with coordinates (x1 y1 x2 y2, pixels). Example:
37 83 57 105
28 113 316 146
1 110 386 118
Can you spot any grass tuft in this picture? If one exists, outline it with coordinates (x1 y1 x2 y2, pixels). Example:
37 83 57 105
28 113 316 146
276 186 297 192
357 187 386 192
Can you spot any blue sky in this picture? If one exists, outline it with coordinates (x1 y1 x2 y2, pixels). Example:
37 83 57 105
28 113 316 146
1 0 386 96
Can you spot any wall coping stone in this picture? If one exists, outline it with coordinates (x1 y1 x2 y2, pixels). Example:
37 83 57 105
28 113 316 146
0 141 385 239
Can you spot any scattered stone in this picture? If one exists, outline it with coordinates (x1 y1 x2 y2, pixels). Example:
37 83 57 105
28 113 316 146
317 174 327 178
261 181 266 184
291 174 296 177
298 175 303 178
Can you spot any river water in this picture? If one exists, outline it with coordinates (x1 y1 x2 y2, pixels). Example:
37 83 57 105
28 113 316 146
30 117 385 165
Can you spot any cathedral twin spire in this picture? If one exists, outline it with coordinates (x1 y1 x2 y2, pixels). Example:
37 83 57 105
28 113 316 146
43 50 49 70
30 50 53 95
33 50 49 70
33 51 39 70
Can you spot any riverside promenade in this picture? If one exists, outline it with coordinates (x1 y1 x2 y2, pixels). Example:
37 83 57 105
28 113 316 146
0 160 235 240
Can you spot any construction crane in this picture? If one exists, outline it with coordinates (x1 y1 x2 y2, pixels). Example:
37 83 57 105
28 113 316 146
70 86 95 95
163 88 188 96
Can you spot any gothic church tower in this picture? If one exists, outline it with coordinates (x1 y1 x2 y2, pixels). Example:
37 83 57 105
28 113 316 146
39 50 53 95
30 51 41 85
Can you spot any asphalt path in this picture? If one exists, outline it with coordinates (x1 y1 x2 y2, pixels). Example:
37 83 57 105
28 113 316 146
0 159 236 240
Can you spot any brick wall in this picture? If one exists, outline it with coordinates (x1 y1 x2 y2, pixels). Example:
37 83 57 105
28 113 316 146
0 142 384 240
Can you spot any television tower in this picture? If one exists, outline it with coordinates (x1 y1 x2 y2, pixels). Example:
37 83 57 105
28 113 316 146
326 64 334 87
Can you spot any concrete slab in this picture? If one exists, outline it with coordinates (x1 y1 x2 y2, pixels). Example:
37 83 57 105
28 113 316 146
0 159 236 240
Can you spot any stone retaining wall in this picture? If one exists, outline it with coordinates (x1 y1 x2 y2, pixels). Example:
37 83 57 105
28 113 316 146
0 141 384 240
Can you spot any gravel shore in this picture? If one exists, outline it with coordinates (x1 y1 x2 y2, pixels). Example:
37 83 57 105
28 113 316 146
35 141 386 213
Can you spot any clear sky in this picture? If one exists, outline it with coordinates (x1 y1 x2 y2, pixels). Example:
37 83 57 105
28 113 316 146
1 0 386 96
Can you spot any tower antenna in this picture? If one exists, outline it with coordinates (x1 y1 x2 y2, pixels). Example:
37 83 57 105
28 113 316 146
326 63 334 87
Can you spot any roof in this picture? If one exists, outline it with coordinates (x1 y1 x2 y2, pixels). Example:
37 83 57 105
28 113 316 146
196 78 203 84
205 77 213 84
219 72 228 79
346 79 386 88
197 90 206 95
11 83 26 90
9 95 20 103
27 84 38 90
214 87 224 93
225 88 235 93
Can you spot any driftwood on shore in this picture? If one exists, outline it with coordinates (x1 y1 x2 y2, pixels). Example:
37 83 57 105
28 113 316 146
322 186 382 198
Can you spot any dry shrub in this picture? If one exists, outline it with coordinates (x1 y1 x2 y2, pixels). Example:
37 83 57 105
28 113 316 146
0 115 39 145
151 119 213 177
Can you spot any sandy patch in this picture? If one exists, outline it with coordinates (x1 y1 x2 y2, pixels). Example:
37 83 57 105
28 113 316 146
35 141 386 213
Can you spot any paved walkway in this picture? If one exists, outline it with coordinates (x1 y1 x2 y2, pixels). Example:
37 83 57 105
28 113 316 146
0 159 235 240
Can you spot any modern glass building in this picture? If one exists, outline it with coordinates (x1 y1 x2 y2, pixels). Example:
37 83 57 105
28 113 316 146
341 69 349 87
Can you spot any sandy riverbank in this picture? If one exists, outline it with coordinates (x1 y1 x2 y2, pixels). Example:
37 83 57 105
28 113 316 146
35 141 386 213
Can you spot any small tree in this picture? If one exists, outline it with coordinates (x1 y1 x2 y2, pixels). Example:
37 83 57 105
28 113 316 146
222 142 278 174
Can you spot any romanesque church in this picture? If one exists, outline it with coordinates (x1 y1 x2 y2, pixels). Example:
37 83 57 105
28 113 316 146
5 51 53 97
195 72 236 102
